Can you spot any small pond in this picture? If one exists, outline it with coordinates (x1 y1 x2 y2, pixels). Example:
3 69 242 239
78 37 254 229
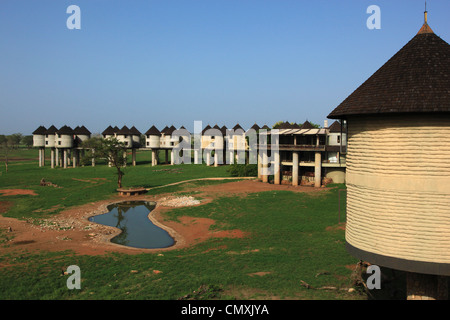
88 201 175 249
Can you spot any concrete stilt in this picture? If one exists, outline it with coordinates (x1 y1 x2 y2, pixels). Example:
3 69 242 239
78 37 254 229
91 149 95 167
38 148 43 167
51 148 55 169
214 152 219 167
206 152 211 166
73 150 77 168
170 150 174 165
151 150 157 166
262 152 269 183
132 148 136 166
257 153 262 180
314 152 322 187
292 152 299 186
63 149 68 169
56 148 59 167
194 149 199 165
274 150 280 185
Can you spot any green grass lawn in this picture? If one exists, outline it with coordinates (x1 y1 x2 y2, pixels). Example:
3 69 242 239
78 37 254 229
0 149 372 300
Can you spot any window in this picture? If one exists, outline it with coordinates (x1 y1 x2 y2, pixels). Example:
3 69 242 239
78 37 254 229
337 136 341 144
46 141 48 145
58 141 61 145
147 142 149 146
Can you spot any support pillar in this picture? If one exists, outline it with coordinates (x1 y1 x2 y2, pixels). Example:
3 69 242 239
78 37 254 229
51 148 55 169
194 149 199 165
152 150 157 166
257 152 262 180
314 152 322 188
292 152 299 186
56 148 60 167
206 152 211 166
170 150 174 165
214 152 219 167
73 150 77 168
38 148 43 167
274 150 280 185
132 148 136 166
63 149 68 169
165 150 169 164
262 152 269 183
123 151 127 167
91 149 95 167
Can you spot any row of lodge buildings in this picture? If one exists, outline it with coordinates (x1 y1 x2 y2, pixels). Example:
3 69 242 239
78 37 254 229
32 120 347 187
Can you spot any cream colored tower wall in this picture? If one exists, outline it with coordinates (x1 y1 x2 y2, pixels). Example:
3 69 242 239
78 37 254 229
45 135 56 148
346 114 450 264
57 134 73 148
147 135 160 149
33 135 45 147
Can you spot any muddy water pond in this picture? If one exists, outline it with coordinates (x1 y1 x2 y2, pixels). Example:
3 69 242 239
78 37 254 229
89 201 174 249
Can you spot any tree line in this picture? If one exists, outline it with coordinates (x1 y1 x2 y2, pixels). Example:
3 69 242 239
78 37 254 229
0 133 33 149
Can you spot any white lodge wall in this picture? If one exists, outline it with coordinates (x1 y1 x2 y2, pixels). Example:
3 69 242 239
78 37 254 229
345 114 450 264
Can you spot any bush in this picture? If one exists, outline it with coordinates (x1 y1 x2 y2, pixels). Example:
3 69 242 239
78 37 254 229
226 164 258 177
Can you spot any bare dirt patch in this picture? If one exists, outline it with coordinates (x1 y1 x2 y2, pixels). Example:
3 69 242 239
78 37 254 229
0 189 37 196
0 179 329 256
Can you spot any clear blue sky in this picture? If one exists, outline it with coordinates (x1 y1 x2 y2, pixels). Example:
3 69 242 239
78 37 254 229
1 0 449 135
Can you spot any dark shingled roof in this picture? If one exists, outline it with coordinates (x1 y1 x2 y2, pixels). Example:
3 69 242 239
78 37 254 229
328 24 450 119
276 121 292 129
261 125 270 130
300 121 315 129
57 125 74 135
45 125 58 135
328 121 342 133
202 124 212 135
233 123 244 131
145 125 160 135
165 125 176 135
129 126 141 135
74 125 91 135
160 126 170 134
32 126 47 135
250 123 260 131
220 125 228 136
102 126 115 135
118 126 131 135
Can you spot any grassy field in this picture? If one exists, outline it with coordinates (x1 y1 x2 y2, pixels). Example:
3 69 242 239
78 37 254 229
0 148 383 300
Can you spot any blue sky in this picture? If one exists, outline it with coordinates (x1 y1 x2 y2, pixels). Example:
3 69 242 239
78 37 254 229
1 0 449 135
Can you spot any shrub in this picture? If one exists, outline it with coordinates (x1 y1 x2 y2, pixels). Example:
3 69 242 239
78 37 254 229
226 164 258 177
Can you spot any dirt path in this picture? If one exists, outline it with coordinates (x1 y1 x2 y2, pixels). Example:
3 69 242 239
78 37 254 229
0 179 329 256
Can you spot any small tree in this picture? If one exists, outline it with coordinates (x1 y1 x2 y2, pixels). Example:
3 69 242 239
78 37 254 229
0 135 12 173
81 137 128 188
21 135 33 148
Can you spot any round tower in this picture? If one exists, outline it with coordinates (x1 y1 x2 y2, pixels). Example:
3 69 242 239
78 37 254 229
328 14 450 299
56 125 74 148
145 125 161 148
32 126 46 147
